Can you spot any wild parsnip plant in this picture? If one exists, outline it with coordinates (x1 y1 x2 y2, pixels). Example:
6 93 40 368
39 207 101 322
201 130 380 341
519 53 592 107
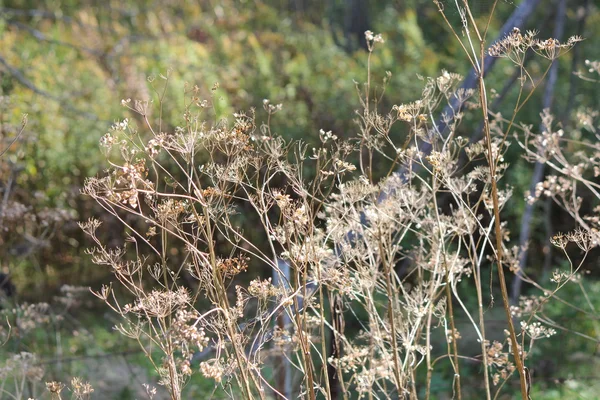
80 2 597 400
0 285 98 399
0 99 97 400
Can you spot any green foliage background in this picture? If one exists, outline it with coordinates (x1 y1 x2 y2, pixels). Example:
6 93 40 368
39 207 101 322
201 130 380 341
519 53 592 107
1 0 600 398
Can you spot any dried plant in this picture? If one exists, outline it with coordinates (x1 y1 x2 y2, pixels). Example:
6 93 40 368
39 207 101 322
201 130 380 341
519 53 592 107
78 2 598 400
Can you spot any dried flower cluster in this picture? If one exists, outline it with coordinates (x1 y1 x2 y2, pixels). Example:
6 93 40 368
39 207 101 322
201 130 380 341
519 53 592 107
488 27 582 61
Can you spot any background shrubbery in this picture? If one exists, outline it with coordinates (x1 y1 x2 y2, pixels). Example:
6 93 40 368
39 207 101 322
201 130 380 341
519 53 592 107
1 1 600 399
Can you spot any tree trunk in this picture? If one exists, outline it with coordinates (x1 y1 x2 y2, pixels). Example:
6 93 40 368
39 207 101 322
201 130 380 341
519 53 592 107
511 0 568 304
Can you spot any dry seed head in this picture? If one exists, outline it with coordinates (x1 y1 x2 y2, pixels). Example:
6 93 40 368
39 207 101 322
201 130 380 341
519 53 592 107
46 381 65 394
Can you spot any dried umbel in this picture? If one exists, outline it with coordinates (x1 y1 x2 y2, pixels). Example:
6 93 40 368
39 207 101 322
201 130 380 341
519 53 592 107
70 378 95 398
44 378 95 400
170 309 209 354
2 302 51 336
123 288 190 318
487 27 582 61
520 321 556 340
584 59 600 75
46 381 65 395
0 352 44 382
485 340 515 386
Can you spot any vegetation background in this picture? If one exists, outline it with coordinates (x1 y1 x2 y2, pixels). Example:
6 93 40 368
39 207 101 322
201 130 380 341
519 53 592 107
0 0 599 398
